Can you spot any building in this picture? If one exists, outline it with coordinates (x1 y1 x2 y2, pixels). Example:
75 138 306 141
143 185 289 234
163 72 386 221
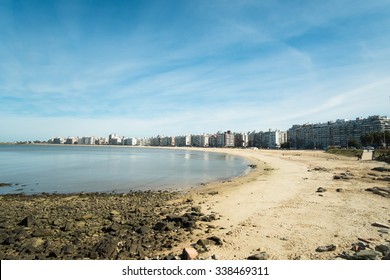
124 138 138 146
174 135 191 147
109 134 122 145
288 115 390 149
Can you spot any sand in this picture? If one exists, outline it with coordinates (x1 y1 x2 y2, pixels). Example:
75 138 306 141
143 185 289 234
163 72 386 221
183 148 390 260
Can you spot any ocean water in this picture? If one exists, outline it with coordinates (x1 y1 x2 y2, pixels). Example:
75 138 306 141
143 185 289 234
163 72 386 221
0 145 250 194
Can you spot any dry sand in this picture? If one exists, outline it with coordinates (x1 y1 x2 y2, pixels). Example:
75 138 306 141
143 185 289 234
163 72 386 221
183 148 390 260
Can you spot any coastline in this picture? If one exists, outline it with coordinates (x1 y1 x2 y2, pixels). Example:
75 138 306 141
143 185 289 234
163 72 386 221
1 147 389 260
185 148 390 260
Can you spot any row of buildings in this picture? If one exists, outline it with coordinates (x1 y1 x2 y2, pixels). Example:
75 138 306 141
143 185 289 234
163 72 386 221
287 115 390 149
48 115 389 149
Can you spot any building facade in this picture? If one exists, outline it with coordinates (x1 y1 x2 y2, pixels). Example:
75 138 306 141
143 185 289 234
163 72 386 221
288 115 390 149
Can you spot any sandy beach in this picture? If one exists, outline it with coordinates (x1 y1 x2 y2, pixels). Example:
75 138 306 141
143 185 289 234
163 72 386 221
182 148 390 260
1 147 389 260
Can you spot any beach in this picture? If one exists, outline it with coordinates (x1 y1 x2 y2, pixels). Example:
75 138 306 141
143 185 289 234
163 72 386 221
187 148 390 260
0 148 389 260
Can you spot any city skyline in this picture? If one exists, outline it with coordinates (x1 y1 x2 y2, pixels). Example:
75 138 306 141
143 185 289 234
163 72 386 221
1 1 390 142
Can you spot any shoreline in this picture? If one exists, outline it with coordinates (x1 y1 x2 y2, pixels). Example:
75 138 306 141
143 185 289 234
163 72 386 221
1 148 389 260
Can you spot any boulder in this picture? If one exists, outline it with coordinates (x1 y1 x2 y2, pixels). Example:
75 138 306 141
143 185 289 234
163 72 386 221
248 252 269 260
355 250 381 260
32 229 52 237
182 247 198 260
316 245 336 252
91 238 118 259
18 215 35 227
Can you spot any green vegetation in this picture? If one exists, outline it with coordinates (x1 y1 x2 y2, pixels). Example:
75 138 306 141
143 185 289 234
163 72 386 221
326 148 363 158
374 149 390 163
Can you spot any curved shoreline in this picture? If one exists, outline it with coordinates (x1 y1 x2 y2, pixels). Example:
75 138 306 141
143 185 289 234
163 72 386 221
1 147 389 260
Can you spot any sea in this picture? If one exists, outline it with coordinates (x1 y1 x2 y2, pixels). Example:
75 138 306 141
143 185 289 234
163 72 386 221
0 144 250 195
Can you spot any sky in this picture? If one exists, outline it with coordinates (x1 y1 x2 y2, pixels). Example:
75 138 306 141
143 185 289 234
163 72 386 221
0 0 389 141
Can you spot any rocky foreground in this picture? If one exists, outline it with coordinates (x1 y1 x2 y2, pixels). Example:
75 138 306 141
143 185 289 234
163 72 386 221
0 191 222 260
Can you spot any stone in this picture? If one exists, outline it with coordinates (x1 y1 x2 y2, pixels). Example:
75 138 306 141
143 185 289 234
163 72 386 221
62 245 75 255
207 236 223 245
32 229 52 237
18 215 35 227
355 250 381 260
247 252 269 260
91 238 118 259
136 226 150 234
191 206 202 213
110 210 121 216
197 238 216 248
316 187 326 193
316 245 336 252
81 213 94 220
182 247 198 260
375 244 390 256
371 222 390 229
153 222 168 231
75 221 85 227
351 242 367 251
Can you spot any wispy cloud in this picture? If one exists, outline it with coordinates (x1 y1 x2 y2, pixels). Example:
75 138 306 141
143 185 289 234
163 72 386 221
0 0 389 141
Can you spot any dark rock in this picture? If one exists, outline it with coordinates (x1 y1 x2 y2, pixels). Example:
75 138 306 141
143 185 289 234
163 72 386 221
18 215 35 227
351 242 367 251
316 187 326 193
62 245 75 255
207 236 223 245
371 222 390 229
32 229 52 237
153 222 168 231
3 236 16 245
136 226 150 234
248 252 269 260
197 238 216 248
191 206 202 213
372 167 390 172
316 245 336 252
91 238 118 259
355 250 381 260
375 244 390 256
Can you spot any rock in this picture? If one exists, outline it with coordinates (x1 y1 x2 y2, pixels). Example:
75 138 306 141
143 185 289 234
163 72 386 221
75 221 85 228
136 226 150 234
91 238 118 259
18 215 35 227
110 210 121 216
191 206 202 213
62 245 75 255
26 237 45 248
316 187 326 193
316 245 336 252
197 238 216 249
371 222 390 229
248 252 269 260
355 250 381 260
63 222 74 232
375 244 390 256
32 229 52 237
207 236 223 245
351 242 367 251
3 236 16 245
153 222 168 231
81 213 94 220
182 247 198 260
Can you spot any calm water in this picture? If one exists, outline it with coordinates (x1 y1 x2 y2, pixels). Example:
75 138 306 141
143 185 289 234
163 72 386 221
0 145 250 194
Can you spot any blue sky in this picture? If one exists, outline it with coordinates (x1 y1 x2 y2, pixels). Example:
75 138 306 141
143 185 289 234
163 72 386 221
0 0 389 141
